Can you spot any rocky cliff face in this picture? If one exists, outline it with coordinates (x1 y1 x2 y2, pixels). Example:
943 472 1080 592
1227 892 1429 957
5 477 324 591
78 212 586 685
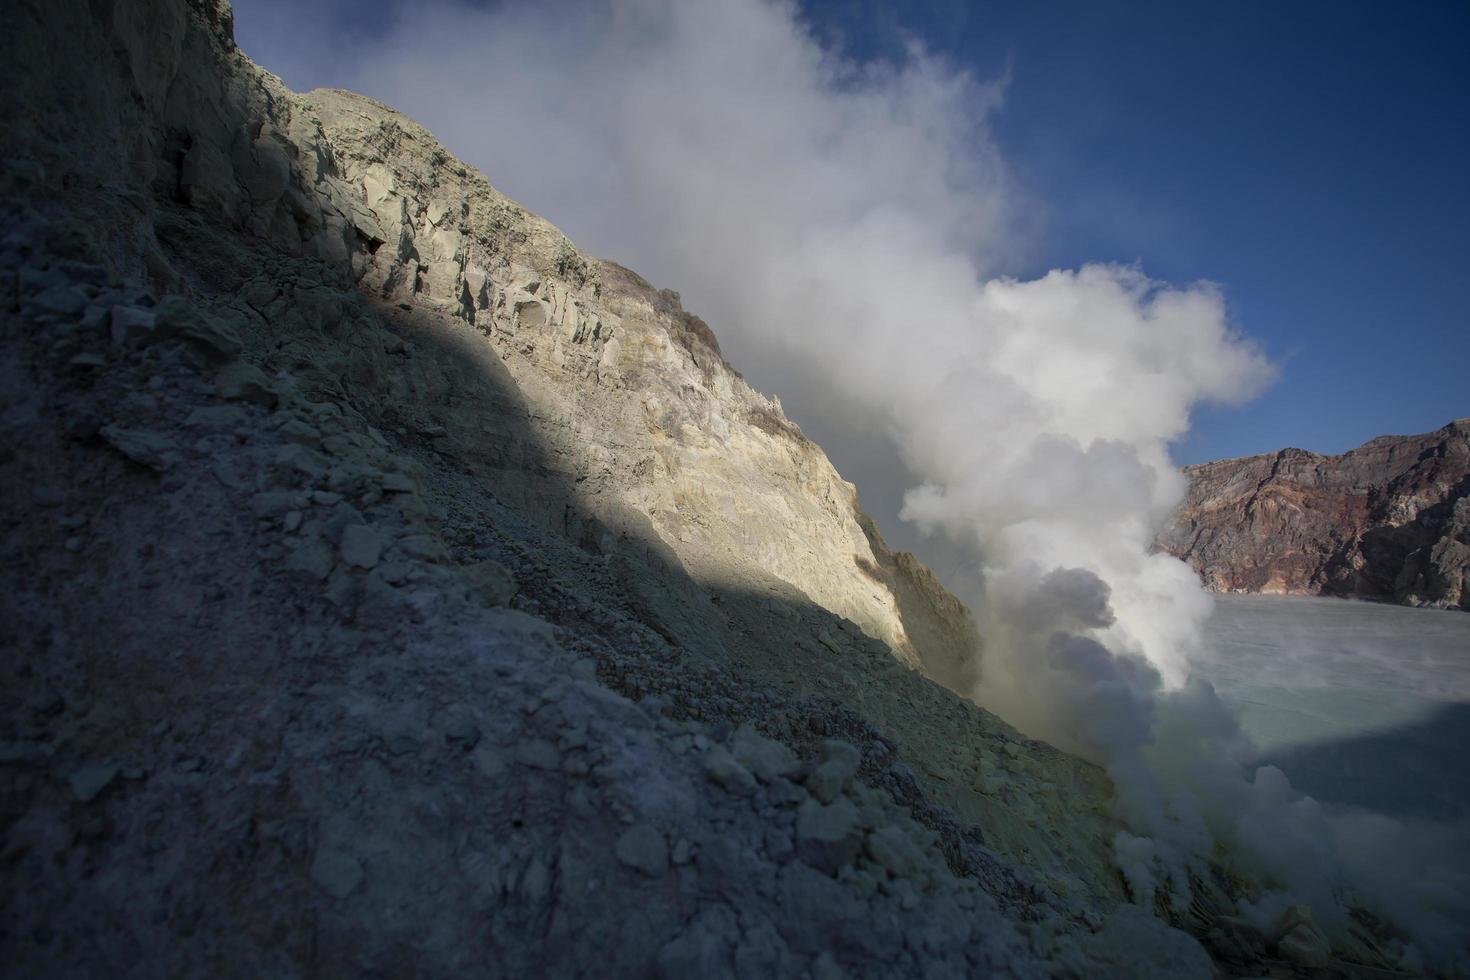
1 1 1379 977
1159 420 1470 609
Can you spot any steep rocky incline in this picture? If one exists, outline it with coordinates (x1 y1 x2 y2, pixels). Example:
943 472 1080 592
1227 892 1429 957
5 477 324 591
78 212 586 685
1159 419 1470 609
1 0 1389 977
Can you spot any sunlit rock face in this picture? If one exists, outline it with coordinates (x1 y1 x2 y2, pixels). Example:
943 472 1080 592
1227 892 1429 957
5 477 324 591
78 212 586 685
298 81 964 667
1159 419 1470 609
0 0 982 674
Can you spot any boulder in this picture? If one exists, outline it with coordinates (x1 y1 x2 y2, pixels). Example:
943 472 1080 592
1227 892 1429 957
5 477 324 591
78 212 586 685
730 725 799 783
615 823 669 878
795 798 862 872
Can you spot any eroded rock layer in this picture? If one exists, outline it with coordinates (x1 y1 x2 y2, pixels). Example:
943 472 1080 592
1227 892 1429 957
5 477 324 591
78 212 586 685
1159 419 1470 608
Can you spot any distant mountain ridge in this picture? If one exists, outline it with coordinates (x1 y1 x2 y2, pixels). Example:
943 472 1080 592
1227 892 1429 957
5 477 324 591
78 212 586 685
1159 419 1470 609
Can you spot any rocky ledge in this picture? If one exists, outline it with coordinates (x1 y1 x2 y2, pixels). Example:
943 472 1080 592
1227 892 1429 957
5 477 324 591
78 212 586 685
1158 419 1470 609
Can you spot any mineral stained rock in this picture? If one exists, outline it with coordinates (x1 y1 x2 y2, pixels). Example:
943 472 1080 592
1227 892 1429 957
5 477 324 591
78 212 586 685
1159 419 1470 609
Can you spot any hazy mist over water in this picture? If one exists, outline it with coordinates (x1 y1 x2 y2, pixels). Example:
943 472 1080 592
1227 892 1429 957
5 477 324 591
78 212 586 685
1194 596 1470 820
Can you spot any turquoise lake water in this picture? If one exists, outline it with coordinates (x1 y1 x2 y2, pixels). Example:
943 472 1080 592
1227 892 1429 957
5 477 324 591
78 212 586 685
1192 595 1470 819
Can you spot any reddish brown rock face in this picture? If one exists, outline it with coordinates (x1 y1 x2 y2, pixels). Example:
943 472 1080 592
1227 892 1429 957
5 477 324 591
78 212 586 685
1157 419 1470 609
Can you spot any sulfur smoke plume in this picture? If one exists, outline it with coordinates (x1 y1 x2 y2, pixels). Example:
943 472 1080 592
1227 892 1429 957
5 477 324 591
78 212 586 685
238 0 1468 963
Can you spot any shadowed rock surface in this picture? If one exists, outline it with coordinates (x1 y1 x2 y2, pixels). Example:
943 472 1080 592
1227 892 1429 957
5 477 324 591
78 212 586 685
1160 419 1470 610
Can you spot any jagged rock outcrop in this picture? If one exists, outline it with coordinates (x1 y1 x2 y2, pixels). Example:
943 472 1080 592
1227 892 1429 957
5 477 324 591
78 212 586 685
1159 419 1470 609
1 0 1375 976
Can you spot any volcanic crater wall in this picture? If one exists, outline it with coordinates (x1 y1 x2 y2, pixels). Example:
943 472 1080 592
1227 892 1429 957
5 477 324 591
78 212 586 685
1158 419 1470 609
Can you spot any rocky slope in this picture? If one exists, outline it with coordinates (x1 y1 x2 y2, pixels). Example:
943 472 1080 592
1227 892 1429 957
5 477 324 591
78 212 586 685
1160 420 1470 609
0 1 1411 977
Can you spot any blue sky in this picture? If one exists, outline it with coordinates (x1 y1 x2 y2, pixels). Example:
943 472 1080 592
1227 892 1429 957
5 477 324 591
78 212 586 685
235 0 1468 465
798 0 1470 462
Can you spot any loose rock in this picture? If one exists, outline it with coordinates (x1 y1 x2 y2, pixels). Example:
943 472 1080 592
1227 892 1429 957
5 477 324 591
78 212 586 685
795 798 862 873
730 725 799 783
216 362 278 407
702 745 757 796
68 761 118 802
615 823 669 878
339 524 382 569
310 847 364 899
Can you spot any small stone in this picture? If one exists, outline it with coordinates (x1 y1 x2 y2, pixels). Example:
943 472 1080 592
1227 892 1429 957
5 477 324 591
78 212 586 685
654 912 732 980
109 305 158 346
276 418 322 446
398 534 448 562
381 472 416 493
515 739 561 770
339 524 381 569
810 952 848 980
29 284 90 316
323 567 356 611
472 744 507 779
33 688 63 716
730 725 799 783
310 846 363 899
32 484 66 508
154 297 243 360
972 765 999 794
209 454 247 486
3 158 46 191
816 628 843 653
615 823 668 878
671 838 692 865
68 761 118 802
378 560 412 584
253 490 304 516
311 490 343 505
68 352 106 369
440 713 481 749
216 362 278 407
702 745 757 796
100 425 179 470
863 826 925 879
463 559 517 606
64 536 83 552
764 825 795 862
795 798 861 872
274 444 329 480
185 405 249 429
283 510 303 532
766 777 808 808
56 261 107 285
284 538 335 581
0 742 51 766
806 739 861 804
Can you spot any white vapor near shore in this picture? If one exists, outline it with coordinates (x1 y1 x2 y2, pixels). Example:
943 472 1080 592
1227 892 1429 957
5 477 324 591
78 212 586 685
237 0 1467 963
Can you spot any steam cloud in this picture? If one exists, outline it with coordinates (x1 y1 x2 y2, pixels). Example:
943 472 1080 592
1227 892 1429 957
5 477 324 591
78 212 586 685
239 0 1467 963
